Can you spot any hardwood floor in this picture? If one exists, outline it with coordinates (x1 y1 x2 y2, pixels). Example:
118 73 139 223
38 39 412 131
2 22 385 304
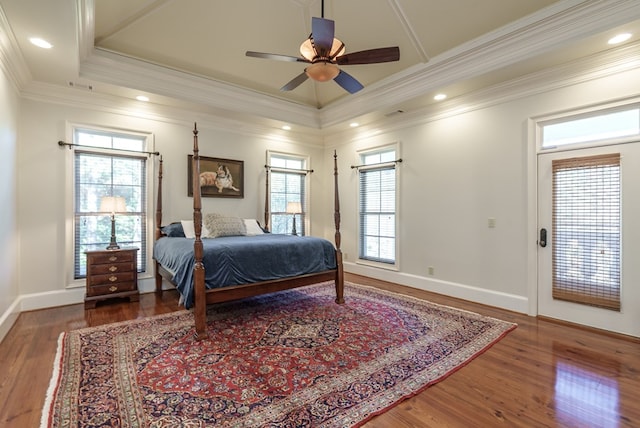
1 273 638 427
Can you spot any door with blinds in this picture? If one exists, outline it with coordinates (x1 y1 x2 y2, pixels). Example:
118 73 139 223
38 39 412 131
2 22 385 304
537 144 640 337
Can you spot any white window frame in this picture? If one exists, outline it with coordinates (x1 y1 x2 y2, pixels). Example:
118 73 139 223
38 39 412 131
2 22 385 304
355 143 400 270
537 98 640 153
266 150 311 235
65 123 155 287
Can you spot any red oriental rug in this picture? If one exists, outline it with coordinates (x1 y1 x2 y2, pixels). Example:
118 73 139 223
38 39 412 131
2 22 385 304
42 281 516 427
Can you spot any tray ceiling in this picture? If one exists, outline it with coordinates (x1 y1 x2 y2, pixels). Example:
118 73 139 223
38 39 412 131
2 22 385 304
1 0 640 132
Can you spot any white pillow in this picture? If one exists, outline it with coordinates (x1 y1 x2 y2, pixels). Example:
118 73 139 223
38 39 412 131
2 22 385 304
244 219 264 236
181 220 210 239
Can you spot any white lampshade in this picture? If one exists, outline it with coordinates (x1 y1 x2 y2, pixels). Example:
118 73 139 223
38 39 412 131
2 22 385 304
286 201 302 214
100 196 126 214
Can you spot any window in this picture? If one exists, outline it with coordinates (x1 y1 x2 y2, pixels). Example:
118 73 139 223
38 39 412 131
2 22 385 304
357 146 398 264
267 152 309 235
541 104 640 149
552 153 621 310
73 128 150 278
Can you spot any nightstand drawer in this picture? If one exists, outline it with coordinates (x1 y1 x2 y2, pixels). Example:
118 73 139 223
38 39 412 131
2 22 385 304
87 251 136 265
88 261 135 275
88 282 137 297
88 271 136 287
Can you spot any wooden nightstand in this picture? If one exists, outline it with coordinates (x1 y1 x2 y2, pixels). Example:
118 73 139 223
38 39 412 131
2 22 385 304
85 248 140 309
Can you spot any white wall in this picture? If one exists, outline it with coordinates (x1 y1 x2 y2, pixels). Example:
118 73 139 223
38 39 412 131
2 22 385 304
0 64 20 341
336 65 640 314
16 98 330 308
8 51 640 331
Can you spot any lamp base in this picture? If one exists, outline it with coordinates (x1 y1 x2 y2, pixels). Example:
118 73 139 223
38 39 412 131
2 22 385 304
106 215 120 250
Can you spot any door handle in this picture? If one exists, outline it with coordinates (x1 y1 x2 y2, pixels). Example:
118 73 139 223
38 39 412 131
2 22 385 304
539 228 547 248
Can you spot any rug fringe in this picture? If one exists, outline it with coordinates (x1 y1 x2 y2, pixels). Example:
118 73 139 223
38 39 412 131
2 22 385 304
40 332 65 428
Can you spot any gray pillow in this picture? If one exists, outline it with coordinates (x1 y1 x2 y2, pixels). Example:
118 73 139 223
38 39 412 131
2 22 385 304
203 213 247 238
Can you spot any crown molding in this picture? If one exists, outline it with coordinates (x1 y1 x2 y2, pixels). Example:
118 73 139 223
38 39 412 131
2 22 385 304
10 0 640 147
326 39 640 143
20 80 325 147
0 5 31 91
318 0 640 128
77 0 640 131
74 0 640 131
80 48 323 129
76 0 95 62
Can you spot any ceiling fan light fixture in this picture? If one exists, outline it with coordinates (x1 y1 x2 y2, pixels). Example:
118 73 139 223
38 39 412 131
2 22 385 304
300 39 315 61
305 62 339 82
330 38 346 57
300 37 345 61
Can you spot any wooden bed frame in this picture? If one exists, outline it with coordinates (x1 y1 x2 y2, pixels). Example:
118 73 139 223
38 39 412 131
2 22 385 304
154 123 345 340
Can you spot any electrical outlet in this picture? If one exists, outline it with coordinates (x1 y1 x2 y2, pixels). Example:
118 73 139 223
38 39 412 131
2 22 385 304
488 217 496 228
343 252 348 261
428 266 434 275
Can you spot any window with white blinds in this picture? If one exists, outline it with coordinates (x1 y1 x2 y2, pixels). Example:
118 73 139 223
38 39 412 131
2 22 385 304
73 129 148 278
552 153 621 310
268 153 308 235
358 147 397 264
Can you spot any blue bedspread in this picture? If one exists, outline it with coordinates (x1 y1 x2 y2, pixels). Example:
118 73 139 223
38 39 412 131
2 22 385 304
153 234 337 308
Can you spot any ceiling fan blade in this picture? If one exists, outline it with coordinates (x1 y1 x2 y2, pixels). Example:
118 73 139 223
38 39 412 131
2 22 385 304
280 72 309 91
334 70 364 94
246 51 310 63
312 17 335 57
336 47 400 65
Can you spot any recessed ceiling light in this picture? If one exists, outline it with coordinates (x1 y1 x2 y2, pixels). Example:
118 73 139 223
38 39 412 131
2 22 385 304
350 122 359 128
29 37 52 49
434 93 447 101
136 95 149 102
608 33 632 45
282 125 291 131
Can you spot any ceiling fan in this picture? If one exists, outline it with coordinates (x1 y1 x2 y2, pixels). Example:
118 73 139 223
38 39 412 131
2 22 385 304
245 3 400 94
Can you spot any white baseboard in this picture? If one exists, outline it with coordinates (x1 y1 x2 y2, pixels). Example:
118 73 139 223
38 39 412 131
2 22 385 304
19 288 86 312
2 268 527 345
0 277 167 345
0 297 21 344
345 262 529 314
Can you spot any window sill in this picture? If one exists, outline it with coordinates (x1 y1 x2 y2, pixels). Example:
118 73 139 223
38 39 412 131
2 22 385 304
355 258 398 272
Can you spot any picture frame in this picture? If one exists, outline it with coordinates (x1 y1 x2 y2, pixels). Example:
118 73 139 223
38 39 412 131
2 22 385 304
188 155 244 198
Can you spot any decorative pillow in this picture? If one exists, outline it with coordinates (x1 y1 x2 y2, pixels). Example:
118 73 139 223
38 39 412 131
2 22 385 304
204 213 247 238
244 219 264 236
181 220 211 239
161 222 185 237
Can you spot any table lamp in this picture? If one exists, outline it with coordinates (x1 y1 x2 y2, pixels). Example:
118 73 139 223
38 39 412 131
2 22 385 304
100 196 126 250
286 201 302 236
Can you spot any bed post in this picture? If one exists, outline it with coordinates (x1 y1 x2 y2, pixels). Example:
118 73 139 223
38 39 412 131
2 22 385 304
334 150 345 304
154 155 164 293
192 123 208 340
264 166 270 232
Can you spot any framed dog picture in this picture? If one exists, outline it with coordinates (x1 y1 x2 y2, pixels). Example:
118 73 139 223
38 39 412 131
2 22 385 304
188 155 244 198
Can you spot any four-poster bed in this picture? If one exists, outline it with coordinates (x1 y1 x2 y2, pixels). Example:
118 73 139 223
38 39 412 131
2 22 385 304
153 124 344 339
